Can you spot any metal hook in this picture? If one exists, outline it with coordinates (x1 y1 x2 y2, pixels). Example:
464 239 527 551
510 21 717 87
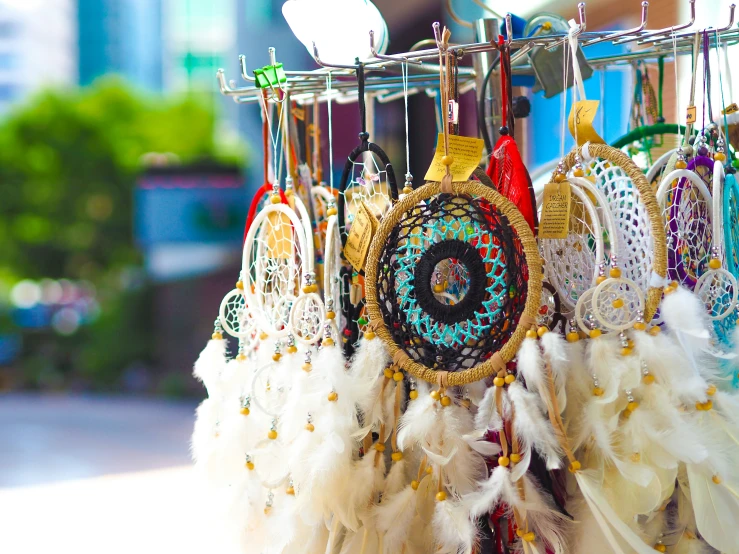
311 42 359 71
505 13 513 45
616 0 695 44
651 2 735 45
216 68 252 96
369 30 422 64
544 2 586 51
238 55 255 82
583 1 648 46
445 0 473 29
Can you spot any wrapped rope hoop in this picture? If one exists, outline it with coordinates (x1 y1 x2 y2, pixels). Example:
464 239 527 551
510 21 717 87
365 179 542 386
555 144 667 322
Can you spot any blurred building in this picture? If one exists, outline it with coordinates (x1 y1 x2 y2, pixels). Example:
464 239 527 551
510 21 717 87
78 0 163 90
0 0 76 109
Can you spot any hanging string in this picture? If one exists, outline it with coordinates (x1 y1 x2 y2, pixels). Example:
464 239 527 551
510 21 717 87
327 72 334 192
560 37 570 162
258 89 287 186
703 30 713 134
568 24 582 150
357 63 368 141
715 29 730 142
401 61 412 181
673 30 683 149
435 25 453 188
658 56 665 122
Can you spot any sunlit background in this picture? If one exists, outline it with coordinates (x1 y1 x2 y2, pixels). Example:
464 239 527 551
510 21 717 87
0 0 736 552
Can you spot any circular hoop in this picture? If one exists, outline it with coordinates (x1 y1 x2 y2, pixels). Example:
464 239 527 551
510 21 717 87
575 288 597 334
252 438 290 489
695 268 739 321
554 144 667 322
219 288 254 338
289 292 326 345
364 180 542 386
591 276 646 331
724 172 739 277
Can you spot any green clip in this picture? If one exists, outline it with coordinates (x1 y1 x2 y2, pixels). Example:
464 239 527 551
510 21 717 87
253 63 287 90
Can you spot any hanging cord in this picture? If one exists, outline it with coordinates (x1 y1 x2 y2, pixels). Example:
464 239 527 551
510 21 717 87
703 30 713 135
560 37 570 162
327 72 334 192
258 88 287 187
715 30 730 144
568 24 584 150
658 56 665 122
686 32 701 143
498 36 515 135
673 31 683 150
357 63 369 143
641 61 659 125
401 61 413 191
435 25 453 191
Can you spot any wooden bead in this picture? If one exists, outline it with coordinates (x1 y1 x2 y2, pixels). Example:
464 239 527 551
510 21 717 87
259 331 269 340
523 532 536 543
654 544 667 552
411 480 419 490
272 353 282 362
246 461 255 470
504 374 516 385
270 194 281 204
609 267 622 278
537 326 549 337
391 452 403 462
326 310 336 320
328 391 338 402
212 332 223 340
631 452 641 463
302 363 312 372
240 407 250 416
566 332 580 343
675 159 688 169
287 345 298 354
573 167 585 177
627 401 639 411
510 453 521 463
409 390 418 400
568 460 581 473
393 371 404 382
593 387 604 397
596 275 607 284
493 377 505 387
707 384 717 396
268 430 278 440
709 258 722 270
236 280 244 290
642 374 655 385
436 491 447 502
236 354 247 361
364 330 375 340
441 155 454 166
526 329 538 339
648 326 661 336
589 329 602 339
554 173 565 182
286 486 295 495
621 347 633 356
498 456 510 467
374 443 386 452
430 390 441 400
612 298 625 309
440 396 452 407
305 423 315 432
715 152 727 161
323 337 335 347
326 207 337 216
384 367 394 379
633 322 646 331
713 474 722 484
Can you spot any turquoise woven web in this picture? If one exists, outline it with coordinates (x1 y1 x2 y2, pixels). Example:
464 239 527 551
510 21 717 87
724 173 739 278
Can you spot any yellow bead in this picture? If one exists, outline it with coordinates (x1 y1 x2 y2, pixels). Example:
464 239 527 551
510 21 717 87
240 407 250 416
236 280 244 290
409 390 418 400
272 353 282 362
589 329 602 339
302 285 312 294
411 480 420 490
441 155 454 166
323 337 335 347
393 371 404 382
212 332 223 340
612 298 625 309
627 401 639 412
504 374 516 385
246 461 255 470
440 395 452 407
704 400 713 410
260 331 269 340
675 159 688 169
609 267 622 278
461 398 471 408
402 186 413 194
709 258 722 270
642 374 655 385
554 173 565 183
593 387 604 397
510 453 521 463
715 152 727 162
270 194 281 204
364 330 375 340
713 474 722 484
707 384 717 396
287 345 298 354
566 332 580 343
236 354 247 361
302 363 312 372
391 452 403 462
286 486 295 495
426 466 433 474
633 322 646 331
498 456 510 467
433 283 444 293
328 391 338 402
436 491 447 502
573 168 585 177
384 367 394 379
268 430 278 440
568 460 581 473
327 207 337 216
631 452 641 462
537 326 549 337
526 329 538 339
305 423 315 432
264 506 272 515
430 390 441 400
596 275 607 284
375 443 386 452
654 544 667 552
523 532 536 543
621 347 633 356
493 377 505 387
326 311 336 320
648 326 661 336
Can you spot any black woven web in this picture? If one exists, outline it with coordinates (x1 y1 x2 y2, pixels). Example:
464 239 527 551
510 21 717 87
374 194 528 371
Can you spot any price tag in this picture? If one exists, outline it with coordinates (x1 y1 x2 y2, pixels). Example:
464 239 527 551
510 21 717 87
686 105 697 124
568 100 605 146
447 100 459 124
343 202 378 272
538 181 572 239
723 103 739 115
424 134 484 182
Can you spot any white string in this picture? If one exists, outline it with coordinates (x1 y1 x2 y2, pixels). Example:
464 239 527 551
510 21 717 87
327 72 334 191
672 31 682 148
401 61 411 178
259 92 287 185
560 40 570 161
568 25 581 149
723 42 734 101
714 29 727 141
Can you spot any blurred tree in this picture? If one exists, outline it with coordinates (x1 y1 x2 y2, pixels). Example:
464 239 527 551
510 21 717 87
0 77 246 391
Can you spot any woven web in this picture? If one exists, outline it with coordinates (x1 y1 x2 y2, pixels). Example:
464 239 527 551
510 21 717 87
661 174 712 289
540 194 604 313
714 307 738 346
592 278 643 331
219 288 255 339
586 158 653 293
624 134 681 173
247 211 303 334
374 194 526 371
696 269 737 321
343 152 393 231
724 174 739 277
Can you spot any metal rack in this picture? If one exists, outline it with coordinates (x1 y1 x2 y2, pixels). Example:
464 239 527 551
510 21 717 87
217 0 739 105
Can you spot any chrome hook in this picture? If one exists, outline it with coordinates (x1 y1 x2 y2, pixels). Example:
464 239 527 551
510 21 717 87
238 55 255 82
652 2 735 45
505 13 513 45
544 2 586 51
584 1 648 46
216 68 253 97
616 0 695 44
369 30 422 64
311 42 359 71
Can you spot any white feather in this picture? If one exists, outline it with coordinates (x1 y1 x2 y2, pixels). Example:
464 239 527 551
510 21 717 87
517 337 545 395
432 499 478 554
193 338 228 396
383 457 408 496
507 382 563 470
516 475 571 554
374 486 417 552
473 386 503 433
398 393 438 451
332 454 376 532
686 460 739 554
540 331 570 413
464 465 517 518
